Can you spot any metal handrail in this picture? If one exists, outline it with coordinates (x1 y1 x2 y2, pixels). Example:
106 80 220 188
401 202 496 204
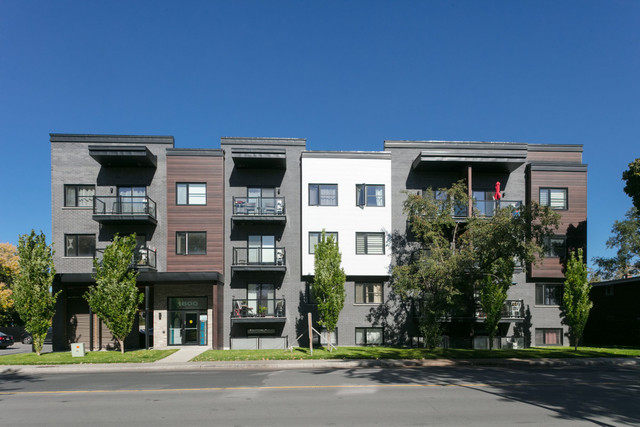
232 247 286 266
93 196 157 219
233 197 285 215
231 298 286 318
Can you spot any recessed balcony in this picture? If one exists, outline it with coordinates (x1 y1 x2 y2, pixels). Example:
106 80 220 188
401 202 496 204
475 299 524 322
231 247 286 273
92 196 157 225
232 197 286 224
473 200 522 217
231 298 286 324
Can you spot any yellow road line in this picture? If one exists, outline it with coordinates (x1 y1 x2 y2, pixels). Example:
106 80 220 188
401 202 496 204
0 381 630 396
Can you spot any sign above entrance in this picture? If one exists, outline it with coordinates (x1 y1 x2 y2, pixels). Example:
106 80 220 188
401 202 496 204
169 297 207 311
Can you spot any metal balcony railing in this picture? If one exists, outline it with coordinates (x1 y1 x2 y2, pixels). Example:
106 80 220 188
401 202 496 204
231 298 286 319
232 247 286 266
93 196 157 219
475 299 524 320
233 197 285 216
95 246 157 270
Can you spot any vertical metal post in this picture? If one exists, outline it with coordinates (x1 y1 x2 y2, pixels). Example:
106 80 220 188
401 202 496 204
89 306 94 352
467 165 473 217
145 285 150 350
308 312 313 355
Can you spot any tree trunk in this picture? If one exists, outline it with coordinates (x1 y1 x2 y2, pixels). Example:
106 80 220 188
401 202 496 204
117 337 125 354
327 331 332 352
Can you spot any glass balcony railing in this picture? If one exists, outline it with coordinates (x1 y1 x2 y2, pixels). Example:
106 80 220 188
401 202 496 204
233 197 285 216
93 196 157 220
475 299 524 320
232 247 286 266
231 298 286 319
474 200 521 217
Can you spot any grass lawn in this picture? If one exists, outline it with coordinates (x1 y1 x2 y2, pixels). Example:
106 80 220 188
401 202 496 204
0 349 177 365
192 346 640 362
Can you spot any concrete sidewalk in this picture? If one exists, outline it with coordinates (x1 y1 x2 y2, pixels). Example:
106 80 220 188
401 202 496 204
2 355 639 375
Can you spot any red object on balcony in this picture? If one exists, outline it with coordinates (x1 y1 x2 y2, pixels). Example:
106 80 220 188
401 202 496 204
494 181 502 200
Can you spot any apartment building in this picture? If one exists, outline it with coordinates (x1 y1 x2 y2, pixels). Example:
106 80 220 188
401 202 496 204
50 134 586 350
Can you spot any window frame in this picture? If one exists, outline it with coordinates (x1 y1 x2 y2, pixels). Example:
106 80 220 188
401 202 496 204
539 188 568 210
308 231 338 254
308 184 338 206
176 231 207 255
64 234 96 257
356 184 385 207
355 282 383 305
544 235 567 258
535 283 562 306
535 328 563 346
64 185 95 208
355 327 384 345
176 183 207 206
355 232 386 255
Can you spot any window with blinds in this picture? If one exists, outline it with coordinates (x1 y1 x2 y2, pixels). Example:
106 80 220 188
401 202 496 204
539 188 567 210
356 184 385 207
309 184 338 206
355 232 385 255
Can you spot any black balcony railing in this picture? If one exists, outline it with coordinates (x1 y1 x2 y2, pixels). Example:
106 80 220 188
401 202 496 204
232 247 286 266
93 196 157 219
233 197 285 216
231 298 286 319
475 299 524 320
95 246 157 270
474 200 522 217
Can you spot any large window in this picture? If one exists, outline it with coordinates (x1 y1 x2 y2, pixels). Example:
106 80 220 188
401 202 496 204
356 184 385 207
64 185 95 207
176 232 206 255
177 183 206 205
309 184 338 206
118 186 147 214
535 328 563 346
544 236 567 258
355 283 383 304
248 235 276 264
536 283 562 305
248 284 275 316
355 327 383 345
65 234 95 257
356 232 385 255
309 231 338 254
540 188 567 210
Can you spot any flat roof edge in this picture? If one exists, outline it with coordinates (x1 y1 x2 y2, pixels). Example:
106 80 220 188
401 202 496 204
302 151 391 159
167 148 223 157
51 133 175 145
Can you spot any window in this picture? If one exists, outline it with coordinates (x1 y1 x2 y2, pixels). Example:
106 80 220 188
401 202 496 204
356 184 385 207
65 234 95 257
355 283 383 304
176 232 206 255
535 283 562 305
535 328 563 346
544 236 567 258
177 183 206 205
309 231 338 254
540 188 567 210
248 235 277 264
312 328 338 346
306 282 317 304
356 232 385 255
355 327 383 345
118 186 147 214
64 185 95 207
248 284 275 315
435 189 468 217
309 184 338 206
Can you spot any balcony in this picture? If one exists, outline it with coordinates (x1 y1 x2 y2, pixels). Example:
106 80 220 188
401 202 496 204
231 247 286 273
92 196 157 225
232 197 286 224
231 298 286 324
95 246 157 271
474 200 522 217
475 299 524 321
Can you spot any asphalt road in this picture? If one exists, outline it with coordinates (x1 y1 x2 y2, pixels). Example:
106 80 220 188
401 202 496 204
1 365 638 426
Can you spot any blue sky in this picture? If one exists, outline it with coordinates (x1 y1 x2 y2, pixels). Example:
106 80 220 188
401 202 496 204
1 1 638 267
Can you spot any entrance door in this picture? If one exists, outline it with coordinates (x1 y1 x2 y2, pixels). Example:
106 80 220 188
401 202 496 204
168 311 208 345
184 312 199 344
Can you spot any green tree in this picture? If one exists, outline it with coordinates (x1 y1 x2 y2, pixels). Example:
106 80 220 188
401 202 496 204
394 182 560 349
12 231 59 355
85 234 142 354
563 249 592 350
592 208 640 280
622 159 640 211
312 230 346 351
0 243 20 326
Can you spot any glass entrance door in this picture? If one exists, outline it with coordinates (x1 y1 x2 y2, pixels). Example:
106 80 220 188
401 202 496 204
168 311 207 346
184 312 199 344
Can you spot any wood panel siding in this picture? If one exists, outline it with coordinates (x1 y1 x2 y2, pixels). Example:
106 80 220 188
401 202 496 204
529 169 587 279
166 156 224 273
527 151 582 163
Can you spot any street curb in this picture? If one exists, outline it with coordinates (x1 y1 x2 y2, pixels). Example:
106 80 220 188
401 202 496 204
2 357 639 375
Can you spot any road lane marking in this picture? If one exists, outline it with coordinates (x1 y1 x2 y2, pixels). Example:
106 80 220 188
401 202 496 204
0 381 632 396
